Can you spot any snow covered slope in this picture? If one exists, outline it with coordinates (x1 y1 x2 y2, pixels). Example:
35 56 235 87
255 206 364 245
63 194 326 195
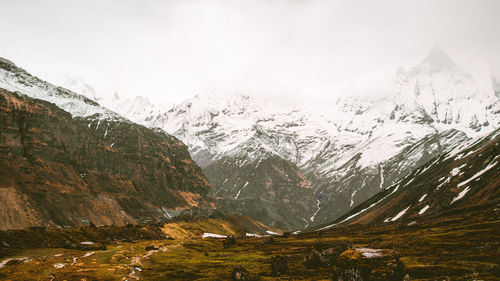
61 47 500 229
394 45 499 136
0 58 123 122
315 128 500 229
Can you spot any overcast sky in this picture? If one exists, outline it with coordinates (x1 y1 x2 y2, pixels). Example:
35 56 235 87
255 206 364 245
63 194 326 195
1 0 499 105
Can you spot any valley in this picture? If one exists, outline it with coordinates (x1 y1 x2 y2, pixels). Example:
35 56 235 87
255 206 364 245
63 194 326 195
0 204 498 280
0 45 499 280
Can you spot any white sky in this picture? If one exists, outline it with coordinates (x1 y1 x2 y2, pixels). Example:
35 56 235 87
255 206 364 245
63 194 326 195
1 0 499 105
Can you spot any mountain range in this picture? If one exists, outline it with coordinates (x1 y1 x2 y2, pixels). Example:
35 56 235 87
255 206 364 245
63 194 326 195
1 46 498 231
61 46 500 230
316 126 499 229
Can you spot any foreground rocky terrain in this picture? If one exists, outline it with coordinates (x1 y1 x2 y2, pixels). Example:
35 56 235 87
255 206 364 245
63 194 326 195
0 206 498 280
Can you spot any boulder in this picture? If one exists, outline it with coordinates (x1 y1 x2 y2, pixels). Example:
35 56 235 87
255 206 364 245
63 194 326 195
259 236 274 246
270 256 289 276
281 232 292 238
304 241 350 268
385 252 406 281
231 266 250 280
145 245 159 251
223 235 236 249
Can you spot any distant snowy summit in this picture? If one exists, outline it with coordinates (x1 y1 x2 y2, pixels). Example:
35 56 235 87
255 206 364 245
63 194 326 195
395 45 499 136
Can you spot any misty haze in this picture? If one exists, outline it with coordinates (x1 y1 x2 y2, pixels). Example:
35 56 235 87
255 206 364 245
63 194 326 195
0 1 499 280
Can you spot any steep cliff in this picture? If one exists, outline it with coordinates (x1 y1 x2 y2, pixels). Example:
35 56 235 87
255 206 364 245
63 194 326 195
0 89 212 230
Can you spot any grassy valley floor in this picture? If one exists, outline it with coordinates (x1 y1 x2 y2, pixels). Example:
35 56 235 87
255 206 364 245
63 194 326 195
0 208 499 280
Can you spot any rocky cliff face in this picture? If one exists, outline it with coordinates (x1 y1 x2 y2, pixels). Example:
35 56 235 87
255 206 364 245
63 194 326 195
0 89 212 230
204 155 317 230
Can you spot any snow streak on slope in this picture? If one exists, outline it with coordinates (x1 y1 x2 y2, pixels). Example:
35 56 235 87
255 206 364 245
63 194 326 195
315 127 500 229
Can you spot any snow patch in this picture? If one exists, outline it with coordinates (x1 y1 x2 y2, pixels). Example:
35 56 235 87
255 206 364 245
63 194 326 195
450 163 467 177
436 177 450 189
53 263 66 269
457 159 498 187
234 181 249 199
0 258 27 269
450 186 470 204
379 166 385 189
390 205 411 222
356 248 383 258
418 194 427 202
310 198 321 221
202 233 227 238
82 252 95 258
418 205 430 215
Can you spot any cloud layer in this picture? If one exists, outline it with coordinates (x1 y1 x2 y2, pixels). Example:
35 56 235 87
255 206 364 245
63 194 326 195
1 0 499 105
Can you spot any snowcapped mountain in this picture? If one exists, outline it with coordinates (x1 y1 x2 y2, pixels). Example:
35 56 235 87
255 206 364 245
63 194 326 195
57 47 500 230
0 58 122 122
0 58 215 230
316 127 500 229
56 75 103 103
99 93 171 125
394 45 499 136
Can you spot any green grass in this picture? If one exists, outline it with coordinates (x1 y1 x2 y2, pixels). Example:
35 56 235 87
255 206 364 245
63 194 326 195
0 213 499 280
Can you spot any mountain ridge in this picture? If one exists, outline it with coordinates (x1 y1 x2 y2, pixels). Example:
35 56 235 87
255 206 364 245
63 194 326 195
21 47 500 230
0 61 215 230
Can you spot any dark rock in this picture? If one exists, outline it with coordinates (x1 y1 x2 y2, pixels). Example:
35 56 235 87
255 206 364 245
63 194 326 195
145 245 159 251
333 248 372 281
386 252 406 281
304 241 350 268
303 248 323 269
223 235 236 249
259 236 274 246
270 256 289 276
231 266 250 280
281 232 292 238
